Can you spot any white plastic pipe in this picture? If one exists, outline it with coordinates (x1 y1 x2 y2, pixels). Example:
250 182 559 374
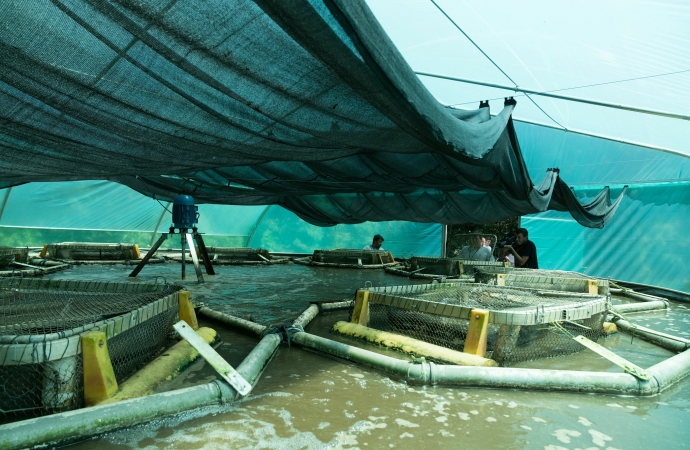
612 300 668 313
290 331 658 395
199 306 267 337
614 318 690 352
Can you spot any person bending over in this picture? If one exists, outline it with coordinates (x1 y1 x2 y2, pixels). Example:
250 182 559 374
499 228 538 269
459 235 492 261
363 234 384 251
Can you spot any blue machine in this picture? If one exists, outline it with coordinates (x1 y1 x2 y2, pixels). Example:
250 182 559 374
172 194 198 230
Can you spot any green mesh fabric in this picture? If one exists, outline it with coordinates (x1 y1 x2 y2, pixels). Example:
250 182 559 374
0 0 622 227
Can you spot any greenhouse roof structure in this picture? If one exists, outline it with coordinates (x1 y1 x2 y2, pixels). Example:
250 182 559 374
0 0 643 227
1 0 689 291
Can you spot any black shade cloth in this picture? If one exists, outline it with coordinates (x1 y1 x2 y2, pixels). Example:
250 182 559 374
0 0 624 227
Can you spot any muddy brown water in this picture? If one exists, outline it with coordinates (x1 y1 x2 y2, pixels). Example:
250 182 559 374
42 262 690 449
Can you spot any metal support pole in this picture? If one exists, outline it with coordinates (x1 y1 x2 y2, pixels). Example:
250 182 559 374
441 224 449 258
186 233 204 283
180 231 186 280
129 233 168 278
194 233 216 275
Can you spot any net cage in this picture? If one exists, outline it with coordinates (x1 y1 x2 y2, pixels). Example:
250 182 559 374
409 257 509 277
0 278 183 420
43 242 140 261
203 247 273 264
0 247 29 267
310 249 395 266
359 282 609 366
474 267 610 295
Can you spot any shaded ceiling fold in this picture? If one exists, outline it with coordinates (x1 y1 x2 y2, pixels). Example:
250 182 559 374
0 0 622 227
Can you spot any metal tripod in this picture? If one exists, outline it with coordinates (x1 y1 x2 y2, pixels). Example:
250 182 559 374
129 227 215 282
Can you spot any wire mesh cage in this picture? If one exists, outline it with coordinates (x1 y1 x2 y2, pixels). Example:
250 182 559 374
305 249 396 267
202 247 281 264
474 267 610 295
0 278 183 420
43 242 139 261
0 247 29 267
359 282 608 366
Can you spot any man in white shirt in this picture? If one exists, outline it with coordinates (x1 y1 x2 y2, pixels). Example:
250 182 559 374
363 234 384 251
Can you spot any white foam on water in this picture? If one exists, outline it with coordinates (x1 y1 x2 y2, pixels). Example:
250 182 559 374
553 428 581 443
432 401 449 415
394 418 420 428
469 410 479 415
605 403 623 408
588 429 613 447
349 373 365 378
400 432 414 439
543 445 569 450
457 412 470 421
486 417 497 422
439 430 454 437
507 401 518 408
435 416 447 422
578 416 592 426
625 405 638 410
318 422 330 429
494 401 503 406
520 425 532 430
532 416 547 423
568 404 580 409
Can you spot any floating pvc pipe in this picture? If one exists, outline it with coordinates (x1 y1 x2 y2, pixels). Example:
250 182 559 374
0 332 282 450
317 300 354 312
198 306 267 337
288 305 690 396
623 291 668 303
293 304 320 329
647 347 690 392
289 331 656 395
613 318 690 352
612 301 669 313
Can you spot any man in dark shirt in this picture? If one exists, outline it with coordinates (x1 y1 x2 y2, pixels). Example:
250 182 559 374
501 228 538 269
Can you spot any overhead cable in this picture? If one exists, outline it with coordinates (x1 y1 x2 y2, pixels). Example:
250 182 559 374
429 0 567 129
417 72 690 122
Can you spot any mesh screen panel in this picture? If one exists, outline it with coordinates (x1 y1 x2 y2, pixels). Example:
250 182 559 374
0 278 181 420
362 282 608 366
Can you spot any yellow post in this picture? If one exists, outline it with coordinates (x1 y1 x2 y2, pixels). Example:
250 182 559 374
178 290 199 330
377 253 384 264
351 290 370 325
496 274 506 286
39 244 48 258
464 309 489 357
132 244 141 259
82 331 118 406
587 280 598 294
387 252 395 263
